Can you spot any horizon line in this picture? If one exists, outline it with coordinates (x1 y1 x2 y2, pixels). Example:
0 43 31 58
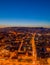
0 24 50 28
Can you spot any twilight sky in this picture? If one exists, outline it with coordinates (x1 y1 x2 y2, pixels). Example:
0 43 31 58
0 0 50 27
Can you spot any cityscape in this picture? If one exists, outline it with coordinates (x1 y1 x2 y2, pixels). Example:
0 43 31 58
0 27 50 65
0 0 50 65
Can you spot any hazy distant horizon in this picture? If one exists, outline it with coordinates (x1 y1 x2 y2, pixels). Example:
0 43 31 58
0 24 50 28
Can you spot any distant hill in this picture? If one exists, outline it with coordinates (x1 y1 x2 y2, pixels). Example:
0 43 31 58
0 27 50 33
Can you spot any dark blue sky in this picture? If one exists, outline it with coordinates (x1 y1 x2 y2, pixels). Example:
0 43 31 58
0 0 50 27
